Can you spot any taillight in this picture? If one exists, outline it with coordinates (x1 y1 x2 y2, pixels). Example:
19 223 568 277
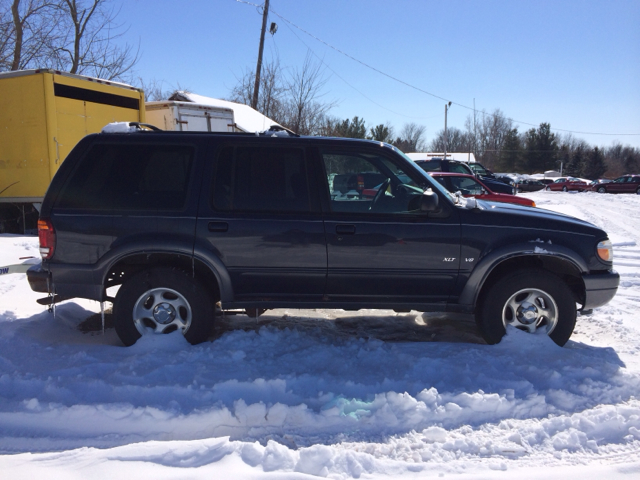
357 175 364 192
38 219 56 260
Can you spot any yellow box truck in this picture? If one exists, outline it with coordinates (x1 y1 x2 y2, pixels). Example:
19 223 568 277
0 69 145 232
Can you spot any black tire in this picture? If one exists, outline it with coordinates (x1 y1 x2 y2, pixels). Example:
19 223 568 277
476 269 577 346
562 186 568 192
113 267 214 346
598 186 606 194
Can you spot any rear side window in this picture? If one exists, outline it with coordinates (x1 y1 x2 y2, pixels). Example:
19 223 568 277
56 143 194 210
213 146 310 213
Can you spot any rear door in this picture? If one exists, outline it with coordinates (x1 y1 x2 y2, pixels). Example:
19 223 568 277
196 140 327 302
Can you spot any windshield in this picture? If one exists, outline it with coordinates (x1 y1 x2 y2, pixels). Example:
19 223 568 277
395 150 459 203
469 163 489 175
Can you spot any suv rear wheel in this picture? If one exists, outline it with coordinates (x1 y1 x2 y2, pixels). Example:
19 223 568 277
476 269 576 346
113 267 214 346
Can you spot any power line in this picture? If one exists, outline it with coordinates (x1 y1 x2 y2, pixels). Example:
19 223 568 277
278 12 436 120
238 0 434 120
237 1 639 137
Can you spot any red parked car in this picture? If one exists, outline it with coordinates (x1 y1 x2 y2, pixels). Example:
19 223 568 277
429 173 536 207
545 177 588 192
592 175 640 194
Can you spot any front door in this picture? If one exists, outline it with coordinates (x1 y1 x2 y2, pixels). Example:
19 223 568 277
319 146 461 305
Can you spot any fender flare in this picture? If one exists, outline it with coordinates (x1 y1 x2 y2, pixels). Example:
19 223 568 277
458 242 588 307
96 236 234 303
192 241 234 302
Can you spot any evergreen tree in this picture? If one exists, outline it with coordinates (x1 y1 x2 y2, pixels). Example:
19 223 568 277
495 127 521 172
536 123 559 172
583 147 607 179
333 116 367 138
565 146 584 177
368 124 393 143
522 128 539 173
523 123 558 173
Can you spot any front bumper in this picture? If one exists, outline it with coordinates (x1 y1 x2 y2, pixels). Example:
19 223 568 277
582 270 620 310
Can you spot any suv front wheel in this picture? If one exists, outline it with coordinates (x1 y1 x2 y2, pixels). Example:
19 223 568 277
113 267 214 346
476 269 577 346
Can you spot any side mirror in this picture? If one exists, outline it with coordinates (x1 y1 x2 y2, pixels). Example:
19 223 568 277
420 190 439 212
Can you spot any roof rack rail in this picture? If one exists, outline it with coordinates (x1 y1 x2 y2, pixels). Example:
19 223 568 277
129 122 162 131
261 125 299 137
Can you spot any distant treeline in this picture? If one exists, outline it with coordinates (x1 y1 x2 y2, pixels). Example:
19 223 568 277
317 111 639 180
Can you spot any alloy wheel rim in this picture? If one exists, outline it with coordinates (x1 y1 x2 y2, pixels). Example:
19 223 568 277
501 287 559 335
132 287 192 335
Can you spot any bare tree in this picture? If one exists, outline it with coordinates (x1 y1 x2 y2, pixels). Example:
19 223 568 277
54 0 139 81
604 143 640 178
0 2 14 69
475 109 513 168
135 77 184 102
280 53 336 135
1 0 63 71
464 109 481 159
229 58 286 122
392 122 426 152
0 0 138 81
429 127 470 153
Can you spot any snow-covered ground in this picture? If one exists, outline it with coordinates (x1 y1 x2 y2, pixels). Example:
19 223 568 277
1 191 639 479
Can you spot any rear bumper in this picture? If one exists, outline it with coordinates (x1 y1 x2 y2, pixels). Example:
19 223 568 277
27 263 101 300
582 270 619 310
27 263 50 293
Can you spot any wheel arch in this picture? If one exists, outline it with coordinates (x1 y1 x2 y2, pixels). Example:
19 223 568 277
101 250 231 304
459 244 588 311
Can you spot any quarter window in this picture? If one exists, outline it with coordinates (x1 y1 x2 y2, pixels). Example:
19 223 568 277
56 143 194 210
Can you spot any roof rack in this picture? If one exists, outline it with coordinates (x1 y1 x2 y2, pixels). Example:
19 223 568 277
259 125 299 137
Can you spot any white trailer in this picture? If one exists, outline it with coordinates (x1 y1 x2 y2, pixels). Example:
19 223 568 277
145 101 237 132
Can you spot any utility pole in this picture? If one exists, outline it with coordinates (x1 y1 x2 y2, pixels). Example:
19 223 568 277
443 101 452 160
251 0 270 110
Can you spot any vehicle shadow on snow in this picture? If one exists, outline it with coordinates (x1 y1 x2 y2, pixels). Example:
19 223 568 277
78 309 485 344
80 308 486 344
210 310 487 344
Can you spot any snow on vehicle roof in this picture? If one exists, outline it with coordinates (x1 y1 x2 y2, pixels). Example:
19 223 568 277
170 91 281 133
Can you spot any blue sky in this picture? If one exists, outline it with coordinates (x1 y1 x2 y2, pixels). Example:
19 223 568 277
120 0 640 148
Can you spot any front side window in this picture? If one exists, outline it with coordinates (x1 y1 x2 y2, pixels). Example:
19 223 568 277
56 143 194 210
213 146 310 213
321 149 425 214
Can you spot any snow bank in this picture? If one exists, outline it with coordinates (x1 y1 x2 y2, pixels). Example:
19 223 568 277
1 191 640 478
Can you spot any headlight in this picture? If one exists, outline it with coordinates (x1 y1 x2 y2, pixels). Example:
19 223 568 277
597 239 613 262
